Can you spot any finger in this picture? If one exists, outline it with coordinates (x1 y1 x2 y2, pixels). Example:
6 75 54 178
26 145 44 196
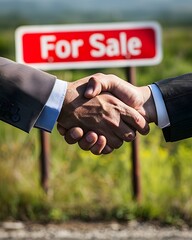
101 145 114 154
78 132 114 155
90 135 107 155
84 76 102 98
106 136 124 149
121 106 150 136
64 127 84 144
113 119 136 143
84 73 122 99
78 131 99 151
57 123 66 136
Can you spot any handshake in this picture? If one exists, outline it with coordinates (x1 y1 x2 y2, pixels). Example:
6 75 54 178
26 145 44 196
57 73 157 155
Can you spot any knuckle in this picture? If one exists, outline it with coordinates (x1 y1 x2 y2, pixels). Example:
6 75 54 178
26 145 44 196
143 127 150 135
64 136 77 144
123 132 136 142
109 139 123 149
90 73 104 82
108 74 116 79
91 148 102 155
92 73 104 78
78 140 90 151
139 124 150 135
78 144 89 151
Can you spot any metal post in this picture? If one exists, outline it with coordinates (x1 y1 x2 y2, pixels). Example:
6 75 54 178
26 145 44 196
125 67 141 203
39 130 50 193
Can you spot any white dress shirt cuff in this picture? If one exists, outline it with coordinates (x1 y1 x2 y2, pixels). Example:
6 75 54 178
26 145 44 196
35 79 67 132
149 84 170 129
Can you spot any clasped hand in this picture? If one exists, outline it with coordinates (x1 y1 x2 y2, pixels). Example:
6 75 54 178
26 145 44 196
57 73 157 155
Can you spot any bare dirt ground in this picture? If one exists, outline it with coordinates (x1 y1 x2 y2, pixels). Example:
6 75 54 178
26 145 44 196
0 220 192 240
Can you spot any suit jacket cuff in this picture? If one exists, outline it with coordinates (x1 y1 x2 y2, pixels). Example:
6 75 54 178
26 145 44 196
34 79 67 132
149 84 170 128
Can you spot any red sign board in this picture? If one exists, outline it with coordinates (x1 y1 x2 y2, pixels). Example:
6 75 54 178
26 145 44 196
15 22 162 70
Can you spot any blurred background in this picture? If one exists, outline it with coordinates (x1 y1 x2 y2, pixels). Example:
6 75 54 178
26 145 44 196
0 0 192 226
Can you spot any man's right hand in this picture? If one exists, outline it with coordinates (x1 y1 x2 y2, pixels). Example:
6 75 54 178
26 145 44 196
57 76 150 153
57 73 155 155
85 73 157 125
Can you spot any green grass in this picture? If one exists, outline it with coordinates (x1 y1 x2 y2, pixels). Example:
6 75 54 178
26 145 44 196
1 26 192 226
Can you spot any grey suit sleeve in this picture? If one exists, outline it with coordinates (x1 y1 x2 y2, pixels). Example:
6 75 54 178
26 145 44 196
0 57 56 132
155 73 192 142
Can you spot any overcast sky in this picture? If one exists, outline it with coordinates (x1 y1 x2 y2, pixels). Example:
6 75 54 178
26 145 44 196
0 0 191 25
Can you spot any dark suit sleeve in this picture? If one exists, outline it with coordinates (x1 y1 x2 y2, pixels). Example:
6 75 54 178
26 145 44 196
155 73 192 142
0 57 56 132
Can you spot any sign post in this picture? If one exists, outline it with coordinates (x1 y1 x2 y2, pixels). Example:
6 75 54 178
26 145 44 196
15 22 162 198
125 66 141 202
39 130 50 193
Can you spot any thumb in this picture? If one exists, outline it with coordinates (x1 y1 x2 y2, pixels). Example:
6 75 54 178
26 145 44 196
84 76 103 98
84 73 126 100
57 123 66 136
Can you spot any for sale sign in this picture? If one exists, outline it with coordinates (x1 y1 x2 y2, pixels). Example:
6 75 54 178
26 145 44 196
15 22 162 70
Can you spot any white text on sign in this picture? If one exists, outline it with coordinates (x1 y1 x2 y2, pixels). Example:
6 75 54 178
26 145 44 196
40 32 142 59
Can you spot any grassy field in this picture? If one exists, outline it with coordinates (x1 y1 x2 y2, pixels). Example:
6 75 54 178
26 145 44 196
0 26 192 226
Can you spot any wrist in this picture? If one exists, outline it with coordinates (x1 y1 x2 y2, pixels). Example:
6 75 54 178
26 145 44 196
57 81 86 129
57 82 72 126
138 86 157 124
